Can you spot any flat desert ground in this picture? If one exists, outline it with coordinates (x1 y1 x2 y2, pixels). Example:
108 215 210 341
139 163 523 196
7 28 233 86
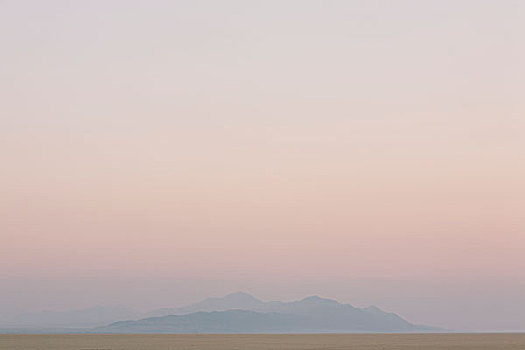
1 334 525 350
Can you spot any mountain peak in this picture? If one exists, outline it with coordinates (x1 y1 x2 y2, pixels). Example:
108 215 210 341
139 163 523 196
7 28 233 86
365 305 383 312
299 295 339 304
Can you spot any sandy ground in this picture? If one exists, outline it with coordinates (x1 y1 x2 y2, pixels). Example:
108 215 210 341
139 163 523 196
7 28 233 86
1 333 524 350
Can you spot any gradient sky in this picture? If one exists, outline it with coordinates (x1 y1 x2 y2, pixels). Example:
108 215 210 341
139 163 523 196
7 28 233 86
1 0 524 331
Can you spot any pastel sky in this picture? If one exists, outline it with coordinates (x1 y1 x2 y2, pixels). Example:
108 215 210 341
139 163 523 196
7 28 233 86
1 0 524 331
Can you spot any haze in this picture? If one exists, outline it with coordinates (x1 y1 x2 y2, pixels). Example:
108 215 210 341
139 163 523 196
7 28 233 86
1 0 524 332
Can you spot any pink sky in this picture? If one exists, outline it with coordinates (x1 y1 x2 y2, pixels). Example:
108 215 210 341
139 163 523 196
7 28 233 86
1 0 524 331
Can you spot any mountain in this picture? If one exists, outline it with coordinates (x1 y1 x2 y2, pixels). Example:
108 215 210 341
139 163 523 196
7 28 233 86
0 293 442 333
100 310 297 333
99 294 437 333
148 292 264 317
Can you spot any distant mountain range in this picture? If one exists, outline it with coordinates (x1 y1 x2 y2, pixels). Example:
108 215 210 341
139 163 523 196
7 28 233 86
0 292 441 333
99 292 439 333
146 291 265 317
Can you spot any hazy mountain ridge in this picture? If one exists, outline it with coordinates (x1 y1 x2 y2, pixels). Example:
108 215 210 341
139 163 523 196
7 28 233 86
100 310 300 334
148 292 353 317
99 293 440 333
1 292 442 333
147 292 265 317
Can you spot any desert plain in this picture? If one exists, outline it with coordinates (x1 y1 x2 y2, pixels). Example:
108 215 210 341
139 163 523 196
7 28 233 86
1 333 525 350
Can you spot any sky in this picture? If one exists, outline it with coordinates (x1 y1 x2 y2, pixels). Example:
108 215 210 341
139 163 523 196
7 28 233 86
1 0 524 331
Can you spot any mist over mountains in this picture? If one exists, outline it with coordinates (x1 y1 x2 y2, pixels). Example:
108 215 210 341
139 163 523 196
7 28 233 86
147 292 265 317
0 292 440 333
101 293 436 333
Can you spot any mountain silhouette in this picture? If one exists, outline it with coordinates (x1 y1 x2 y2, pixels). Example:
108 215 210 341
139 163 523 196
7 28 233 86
99 293 439 333
147 292 264 317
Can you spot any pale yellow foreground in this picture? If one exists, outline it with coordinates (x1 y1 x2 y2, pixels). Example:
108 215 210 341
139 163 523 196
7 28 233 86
1 333 525 350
